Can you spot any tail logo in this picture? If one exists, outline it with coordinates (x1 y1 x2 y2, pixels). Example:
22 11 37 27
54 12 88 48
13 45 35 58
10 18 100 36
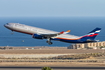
87 30 101 37
80 28 101 41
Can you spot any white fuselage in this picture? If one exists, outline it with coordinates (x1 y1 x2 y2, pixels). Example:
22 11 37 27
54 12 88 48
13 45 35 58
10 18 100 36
4 23 79 39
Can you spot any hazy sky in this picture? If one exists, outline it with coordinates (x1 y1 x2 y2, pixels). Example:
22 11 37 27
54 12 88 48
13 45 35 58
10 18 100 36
0 0 105 17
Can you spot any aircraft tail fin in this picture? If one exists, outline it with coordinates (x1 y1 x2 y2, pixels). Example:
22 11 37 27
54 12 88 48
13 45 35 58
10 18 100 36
80 28 101 42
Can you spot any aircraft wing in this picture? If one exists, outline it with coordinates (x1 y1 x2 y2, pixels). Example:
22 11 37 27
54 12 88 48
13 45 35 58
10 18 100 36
40 30 70 38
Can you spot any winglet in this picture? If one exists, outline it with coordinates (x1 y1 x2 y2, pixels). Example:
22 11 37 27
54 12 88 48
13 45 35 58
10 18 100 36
66 30 70 33
64 30 70 34
59 30 70 34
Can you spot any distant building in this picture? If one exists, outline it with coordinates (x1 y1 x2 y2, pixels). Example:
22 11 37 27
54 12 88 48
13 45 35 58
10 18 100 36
67 41 105 49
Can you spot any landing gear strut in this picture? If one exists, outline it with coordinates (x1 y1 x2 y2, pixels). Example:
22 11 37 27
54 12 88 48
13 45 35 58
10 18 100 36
46 38 53 45
11 31 14 35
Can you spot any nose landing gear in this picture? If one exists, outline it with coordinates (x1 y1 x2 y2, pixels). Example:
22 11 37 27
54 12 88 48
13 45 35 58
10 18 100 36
11 31 14 34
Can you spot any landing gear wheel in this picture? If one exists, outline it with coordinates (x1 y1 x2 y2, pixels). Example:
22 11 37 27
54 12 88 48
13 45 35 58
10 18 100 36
48 42 53 45
46 41 49 43
46 41 53 45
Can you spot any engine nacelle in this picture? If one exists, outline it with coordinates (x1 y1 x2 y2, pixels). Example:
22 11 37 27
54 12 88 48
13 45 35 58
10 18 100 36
32 34 43 39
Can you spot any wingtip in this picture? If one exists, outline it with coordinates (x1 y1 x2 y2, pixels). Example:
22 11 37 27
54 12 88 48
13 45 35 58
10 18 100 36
66 30 70 33
59 30 70 34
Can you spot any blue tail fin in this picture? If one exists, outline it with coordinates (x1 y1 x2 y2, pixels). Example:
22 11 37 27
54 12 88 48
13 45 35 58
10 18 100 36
80 28 101 42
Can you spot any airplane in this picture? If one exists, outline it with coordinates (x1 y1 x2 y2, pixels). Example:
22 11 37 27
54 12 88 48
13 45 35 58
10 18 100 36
4 23 101 45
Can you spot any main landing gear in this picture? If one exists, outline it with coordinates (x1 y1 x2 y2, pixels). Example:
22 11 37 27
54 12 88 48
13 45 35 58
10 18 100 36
46 38 53 45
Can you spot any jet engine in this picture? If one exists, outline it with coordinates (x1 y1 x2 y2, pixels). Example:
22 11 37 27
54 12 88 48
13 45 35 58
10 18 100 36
32 34 43 39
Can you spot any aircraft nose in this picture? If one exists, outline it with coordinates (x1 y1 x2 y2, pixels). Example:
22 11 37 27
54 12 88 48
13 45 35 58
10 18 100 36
4 23 12 28
4 23 9 27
